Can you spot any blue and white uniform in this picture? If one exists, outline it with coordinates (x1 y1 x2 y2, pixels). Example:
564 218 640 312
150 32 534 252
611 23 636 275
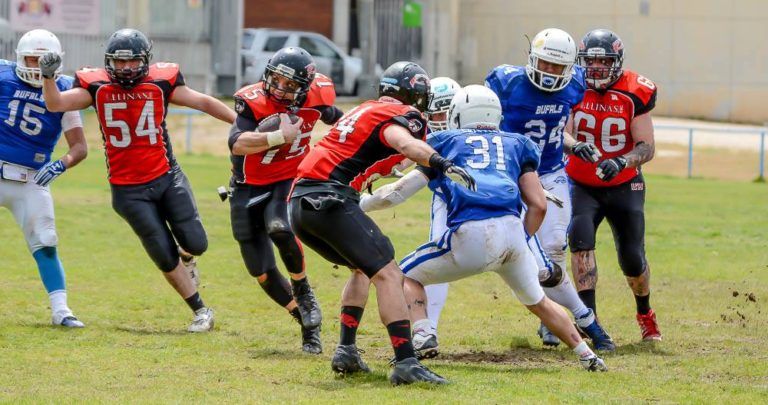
0 59 81 252
399 128 545 305
485 64 585 276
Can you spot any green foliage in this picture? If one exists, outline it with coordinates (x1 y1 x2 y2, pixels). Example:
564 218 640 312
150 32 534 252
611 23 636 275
0 154 766 402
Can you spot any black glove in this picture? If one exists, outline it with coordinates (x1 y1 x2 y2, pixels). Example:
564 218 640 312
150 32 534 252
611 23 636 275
596 156 627 182
39 52 61 79
572 141 602 163
429 153 477 192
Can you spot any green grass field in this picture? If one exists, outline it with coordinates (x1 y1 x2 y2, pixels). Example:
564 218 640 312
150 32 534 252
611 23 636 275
1 152 766 403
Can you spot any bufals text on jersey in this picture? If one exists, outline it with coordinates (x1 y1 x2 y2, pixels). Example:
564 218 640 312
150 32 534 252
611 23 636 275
566 69 657 187
75 63 183 185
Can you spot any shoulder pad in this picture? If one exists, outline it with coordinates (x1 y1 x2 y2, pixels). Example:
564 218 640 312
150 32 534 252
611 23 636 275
75 67 110 87
305 74 337 107
234 82 281 119
615 70 656 105
147 63 181 85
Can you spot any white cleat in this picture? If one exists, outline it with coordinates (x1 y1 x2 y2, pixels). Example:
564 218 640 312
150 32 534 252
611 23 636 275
413 329 440 360
188 307 215 332
52 310 85 328
579 353 608 372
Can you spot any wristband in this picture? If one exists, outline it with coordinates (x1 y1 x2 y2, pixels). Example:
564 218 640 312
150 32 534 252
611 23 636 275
266 130 286 147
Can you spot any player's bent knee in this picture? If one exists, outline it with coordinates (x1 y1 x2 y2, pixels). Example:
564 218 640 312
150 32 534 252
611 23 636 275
181 237 207 257
618 252 647 278
267 228 295 247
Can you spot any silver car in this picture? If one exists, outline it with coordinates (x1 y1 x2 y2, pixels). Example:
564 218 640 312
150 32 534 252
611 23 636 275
242 28 377 95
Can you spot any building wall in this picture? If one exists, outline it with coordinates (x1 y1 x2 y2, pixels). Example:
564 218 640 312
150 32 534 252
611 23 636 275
444 0 768 123
243 0 334 38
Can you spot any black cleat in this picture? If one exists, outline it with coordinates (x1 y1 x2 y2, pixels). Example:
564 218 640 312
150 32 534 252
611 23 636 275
293 281 322 329
331 344 370 374
389 357 449 385
301 325 322 354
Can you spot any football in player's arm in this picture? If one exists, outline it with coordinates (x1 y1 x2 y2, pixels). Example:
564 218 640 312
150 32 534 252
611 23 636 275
565 28 662 342
226 46 343 354
40 28 235 333
0 29 87 328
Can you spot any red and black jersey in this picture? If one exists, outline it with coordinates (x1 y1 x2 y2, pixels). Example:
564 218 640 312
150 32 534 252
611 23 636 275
231 74 336 185
295 99 427 192
75 63 184 185
567 69 657 187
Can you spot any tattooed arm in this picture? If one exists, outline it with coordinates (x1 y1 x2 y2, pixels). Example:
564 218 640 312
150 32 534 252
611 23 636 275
623 112 655 168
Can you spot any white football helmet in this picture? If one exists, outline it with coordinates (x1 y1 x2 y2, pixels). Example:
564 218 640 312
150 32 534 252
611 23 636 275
448 85 502 130
16 29 63 87
427 77 460 131
526 28 577 92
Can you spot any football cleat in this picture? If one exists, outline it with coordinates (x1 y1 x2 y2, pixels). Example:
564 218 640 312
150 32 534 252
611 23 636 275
537 323 560 347
390 357 449 385
301 325 322 354
293 281 322 329
179 247 200 288
636 309 662 341
331 344 370 374
575 310 616 351
579 353 608 372
188 307 215 332
413 330 440 360
52 310 85 328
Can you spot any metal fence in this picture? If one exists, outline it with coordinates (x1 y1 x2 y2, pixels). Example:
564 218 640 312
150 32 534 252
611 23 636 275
656 125 766 180
167 109 767 181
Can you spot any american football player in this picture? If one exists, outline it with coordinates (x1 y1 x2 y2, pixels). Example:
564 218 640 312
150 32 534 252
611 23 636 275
0 29 87 328
40 28 236 333
484 28 614 350
289 61 475 385
228 47 343 354
565 28 662 342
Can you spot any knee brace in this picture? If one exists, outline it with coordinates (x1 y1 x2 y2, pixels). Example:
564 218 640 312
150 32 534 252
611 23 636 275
539 262 564 288
258 267 293 307
268 222 304 275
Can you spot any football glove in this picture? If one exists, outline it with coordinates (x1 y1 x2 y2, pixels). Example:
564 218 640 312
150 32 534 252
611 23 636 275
33 159 66 186
429 153 477 192
596 156 627 182
544 189 565 208
39 52 62 79
572 141 602 163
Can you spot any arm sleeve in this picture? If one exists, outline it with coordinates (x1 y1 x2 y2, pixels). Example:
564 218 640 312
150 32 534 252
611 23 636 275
228 114 258 151
520 139 541 175
359 169 429 212
635 88 657 116
316 105 344 125
61 111 83 131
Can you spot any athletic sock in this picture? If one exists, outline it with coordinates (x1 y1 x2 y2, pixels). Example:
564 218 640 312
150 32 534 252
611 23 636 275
339 306 364 345
543 272 591 319
573 341 595 358
33 247 66 294
49 290 69 315
635 293 651 315
387 319 416 361
184 292 205 312
578 289 597 315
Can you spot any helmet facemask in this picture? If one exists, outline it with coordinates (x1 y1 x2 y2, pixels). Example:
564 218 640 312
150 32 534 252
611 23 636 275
263 65 311 108
105 49 151 89
427 77 459 131
579 54 623 90
526 54 574 92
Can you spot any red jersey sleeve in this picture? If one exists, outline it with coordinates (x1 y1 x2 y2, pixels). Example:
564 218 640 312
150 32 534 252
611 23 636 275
379 108 427 147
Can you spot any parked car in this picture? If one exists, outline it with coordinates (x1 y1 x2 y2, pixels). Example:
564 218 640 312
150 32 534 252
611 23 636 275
241 28 379 95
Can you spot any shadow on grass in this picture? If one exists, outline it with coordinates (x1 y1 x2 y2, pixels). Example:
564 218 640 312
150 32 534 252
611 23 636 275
115 325 189 336
308 370 450 391
246 347 323 361
609 341 675 356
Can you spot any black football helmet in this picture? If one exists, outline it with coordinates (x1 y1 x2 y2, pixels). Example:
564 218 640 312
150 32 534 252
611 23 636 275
378 61 431 112
104 28 152 88
577 29 624 90
263 47 316 107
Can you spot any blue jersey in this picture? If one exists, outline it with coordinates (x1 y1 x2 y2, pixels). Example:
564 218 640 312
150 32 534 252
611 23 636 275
0 60 73 169
485 64 585 174
423 128 540 228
